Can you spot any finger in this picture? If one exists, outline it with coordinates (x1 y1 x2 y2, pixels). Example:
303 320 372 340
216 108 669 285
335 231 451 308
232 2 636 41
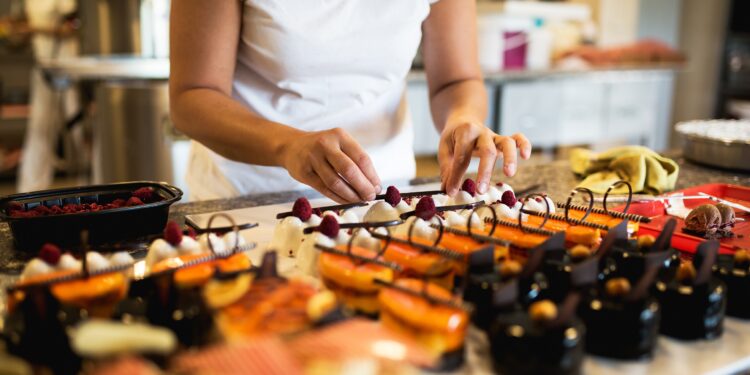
310 156 361 203
497 136 518 177
338 131 381 193
300 168 349 203
446 126 476 196
327 150 377 201
437 137 454 191
512 133 532 159
475 132 498 194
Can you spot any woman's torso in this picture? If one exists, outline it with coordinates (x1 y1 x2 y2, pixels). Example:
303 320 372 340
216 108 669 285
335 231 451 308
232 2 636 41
188 0 435 200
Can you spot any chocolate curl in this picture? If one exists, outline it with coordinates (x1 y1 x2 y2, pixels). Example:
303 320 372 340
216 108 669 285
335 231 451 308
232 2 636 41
650 218 677 253
564 187 595 225
206 213 241 252
493 279 520 308
596 220 630 269
603 180 633 214
518 193 551 233
693 240 720 285
521 232 566 279
627 251 671 301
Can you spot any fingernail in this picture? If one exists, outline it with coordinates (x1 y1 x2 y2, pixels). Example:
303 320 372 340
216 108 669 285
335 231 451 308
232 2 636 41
478 182 488 194
448 188 458 196
375 185 382 194
505 163 516 176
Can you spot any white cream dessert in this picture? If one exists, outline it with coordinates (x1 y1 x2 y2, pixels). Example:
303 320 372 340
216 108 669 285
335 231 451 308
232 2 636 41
145 221 243 267
20 243 133 280
269 197 323 258
296 215 351 276
444 210 483 230
476 182 513 204
522 195 556 214
363 186 412 222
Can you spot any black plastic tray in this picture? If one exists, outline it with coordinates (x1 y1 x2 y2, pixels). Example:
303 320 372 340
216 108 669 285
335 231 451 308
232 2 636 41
0 181 183 251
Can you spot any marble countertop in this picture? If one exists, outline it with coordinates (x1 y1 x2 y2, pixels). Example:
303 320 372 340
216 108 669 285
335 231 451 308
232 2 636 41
1 155 748 274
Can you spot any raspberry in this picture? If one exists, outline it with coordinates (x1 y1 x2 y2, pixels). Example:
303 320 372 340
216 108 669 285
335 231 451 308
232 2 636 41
312 208 323 217
461 179 477 197
415 196 436 220
39 243 62 265
8 202 23 212
110 199 126 208
34 205 51 215
384 186 401 207
318 215 340 238
187 227 198 239
292 197 312 221
126 196 144 207
496 182 504 187
535 197 543 203
164 221 183 246
133 187 155 202
501 191 517 207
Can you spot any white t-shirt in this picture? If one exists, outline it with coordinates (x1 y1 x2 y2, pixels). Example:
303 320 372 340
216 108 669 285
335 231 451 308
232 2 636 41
187 0 438 200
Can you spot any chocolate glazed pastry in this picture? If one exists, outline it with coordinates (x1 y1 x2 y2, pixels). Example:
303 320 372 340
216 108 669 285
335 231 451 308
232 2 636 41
607 219 681 284
489 292 586 375
714 249 750 319
579 250 668 360
683 204 723 239
4 287 82 375
655 240 727 340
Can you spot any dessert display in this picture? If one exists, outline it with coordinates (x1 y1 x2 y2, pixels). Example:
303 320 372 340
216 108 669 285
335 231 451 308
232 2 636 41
6 179 750 375
378 278 469 371
6 187 162 218
714 249 750 319
655 240 727 340
683 203 737 238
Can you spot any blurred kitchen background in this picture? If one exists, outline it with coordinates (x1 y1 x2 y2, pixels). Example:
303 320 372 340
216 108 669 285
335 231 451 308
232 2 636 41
0 0 748 198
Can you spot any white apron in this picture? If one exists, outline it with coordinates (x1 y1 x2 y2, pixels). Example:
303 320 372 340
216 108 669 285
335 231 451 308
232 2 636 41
186 0 438 200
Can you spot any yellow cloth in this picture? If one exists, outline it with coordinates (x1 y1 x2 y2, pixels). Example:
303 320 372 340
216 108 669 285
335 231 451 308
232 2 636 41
570 146 679 195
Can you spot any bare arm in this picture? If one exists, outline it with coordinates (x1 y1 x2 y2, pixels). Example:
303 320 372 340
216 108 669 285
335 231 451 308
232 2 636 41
169 0 380 202
422 0 531 195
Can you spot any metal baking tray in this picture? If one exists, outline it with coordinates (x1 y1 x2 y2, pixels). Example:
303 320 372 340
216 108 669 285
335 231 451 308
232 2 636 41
677 120 750 172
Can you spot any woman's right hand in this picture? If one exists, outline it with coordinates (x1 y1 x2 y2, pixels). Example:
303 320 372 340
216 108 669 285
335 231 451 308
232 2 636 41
280 128 382 203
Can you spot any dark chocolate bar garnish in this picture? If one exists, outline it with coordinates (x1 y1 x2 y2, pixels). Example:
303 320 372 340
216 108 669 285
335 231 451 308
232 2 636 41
493 279 520 308
521 232 566 279
303 219 402 234
369 231 464 260
399 201 484 220
314 243 402 271
467 245 497 274
549 292 582 328
596 220 629 268
276 201 368 219
375 189 444 200
650 218 677 252
627 251 671 301
570 257 598 288
693 240 720 285
374 278 472 312
483 217 557 237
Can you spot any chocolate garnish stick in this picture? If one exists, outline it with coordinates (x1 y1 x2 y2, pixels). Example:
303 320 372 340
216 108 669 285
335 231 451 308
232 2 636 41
399 201 484 220
369 232 464 260
431 224 511 247
303 220 402 234
693 240 720 285
483 217 557 237
375 189 445 200
627 251 671 301
520 209 610 231
314 244 402 271
556 202 651 223
276 201 368 219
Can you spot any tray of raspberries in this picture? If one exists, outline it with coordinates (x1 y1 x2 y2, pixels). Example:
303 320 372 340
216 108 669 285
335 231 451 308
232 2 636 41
0 181 182 251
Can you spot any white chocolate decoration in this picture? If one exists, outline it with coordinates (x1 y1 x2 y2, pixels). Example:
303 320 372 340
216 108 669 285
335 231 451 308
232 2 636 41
269 214 322 258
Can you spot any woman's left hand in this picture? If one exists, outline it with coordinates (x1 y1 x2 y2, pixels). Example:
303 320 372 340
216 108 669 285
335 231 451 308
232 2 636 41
438 120 531 196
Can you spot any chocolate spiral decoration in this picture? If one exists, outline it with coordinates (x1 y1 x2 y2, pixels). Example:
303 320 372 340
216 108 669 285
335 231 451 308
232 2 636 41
206 213 240 253
468 204 498 237
603 180 633 215
517 193 551 233
564 187 595 226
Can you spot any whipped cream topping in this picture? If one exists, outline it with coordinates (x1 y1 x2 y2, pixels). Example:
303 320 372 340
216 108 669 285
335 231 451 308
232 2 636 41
522 196 556 214
296 229 351 277
444 210 483 230
21 250 133 280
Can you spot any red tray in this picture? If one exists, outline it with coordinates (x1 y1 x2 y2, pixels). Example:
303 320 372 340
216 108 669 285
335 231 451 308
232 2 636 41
615 183 750 255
